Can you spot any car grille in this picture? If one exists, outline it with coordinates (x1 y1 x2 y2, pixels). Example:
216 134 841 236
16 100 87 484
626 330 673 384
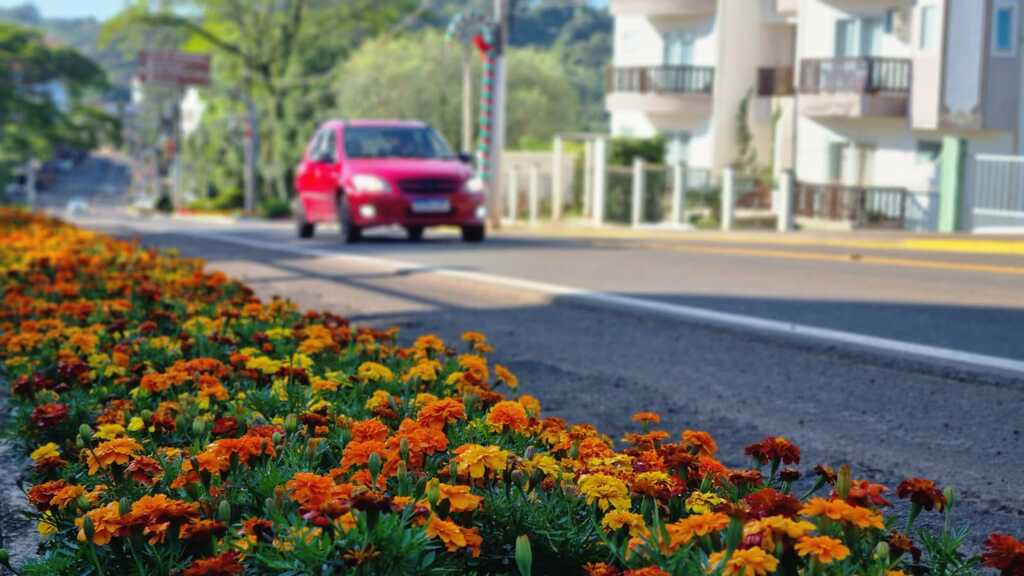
398 178 461 195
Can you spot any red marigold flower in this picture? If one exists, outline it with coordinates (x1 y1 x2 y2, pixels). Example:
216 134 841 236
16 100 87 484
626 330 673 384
743 487 801 519
842 479 891 508
983 534 1024 576
182 551 243 576
211 417 239 437
584 563 621 576
125 455 164 485
896 477 945 511
27 480 67 512
31 402 68 428
744 436 801 466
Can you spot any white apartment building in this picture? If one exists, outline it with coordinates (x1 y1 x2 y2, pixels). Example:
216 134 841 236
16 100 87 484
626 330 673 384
607 0 1024 231
607 0 798 175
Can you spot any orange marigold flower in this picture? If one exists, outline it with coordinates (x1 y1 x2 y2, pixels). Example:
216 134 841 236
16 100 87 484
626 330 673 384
27 480 67 511
632 411 661 425
485 400 529 433
494 364 518 389
287 472 337 509
982 534 1024 576
707 547 779 576
181 551 243 576
181 519 227 541
745 436 800 465
681 429 718 457
75 501 122 545
795 535 851 564
341 440 391 472
624 568 670 576
351 418 390 443
436 482 484 512
426 515 469 552
125 455 164 485
50 484 87 509
666 512 731 550
896 477 946 512
416 398 466 430
584 563 620 576
86 437 143 474
453 444 509 480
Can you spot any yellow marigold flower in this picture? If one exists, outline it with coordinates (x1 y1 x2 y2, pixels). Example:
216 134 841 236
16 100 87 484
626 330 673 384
707 547 779 576
127 417 145 432
522 453 564 479
666 512 731 550
578 473 631 511
414 392 439 408
37 512 57 537
686 491 726 514
760 515 816 539
494 364 518 389
485 400 529 432
271 378 289 402
182 316 218 336
601 509 648 537
94 423 126 441
453 444 509 480
290 353 313 370
358 361 395 383
364 389 393 414
403 359 441 383
795 535 850 564
264 327 293 340
30 442 60 462
86 437 143 474
517 394 541 417
246 356 283 375
311 377 340 393
75 501 122 545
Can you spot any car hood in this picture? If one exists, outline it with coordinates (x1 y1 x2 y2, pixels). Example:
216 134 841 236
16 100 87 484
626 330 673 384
344 158 472 182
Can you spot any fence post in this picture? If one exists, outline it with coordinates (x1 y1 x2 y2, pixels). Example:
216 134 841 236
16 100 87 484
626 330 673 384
721 168 735 231
777 170 794 232
507 167 518 222
671 163 686 226
593 137 607 226
631 157 644 228
583 140 594 217
551 135 563 221
528 164 540 226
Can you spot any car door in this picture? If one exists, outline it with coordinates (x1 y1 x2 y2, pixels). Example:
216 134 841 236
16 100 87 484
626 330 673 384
296 128 336 220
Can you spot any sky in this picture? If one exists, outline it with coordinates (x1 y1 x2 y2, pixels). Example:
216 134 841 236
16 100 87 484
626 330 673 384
0 0 127 21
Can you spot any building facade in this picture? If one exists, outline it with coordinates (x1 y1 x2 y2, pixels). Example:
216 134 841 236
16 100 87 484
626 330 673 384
607 0 1024 231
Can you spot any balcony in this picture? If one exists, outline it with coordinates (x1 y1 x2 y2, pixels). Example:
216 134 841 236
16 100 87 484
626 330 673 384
606 66 715 116
752 66 794 122
608 0 716 17
795 182 909 229
798 57 911 119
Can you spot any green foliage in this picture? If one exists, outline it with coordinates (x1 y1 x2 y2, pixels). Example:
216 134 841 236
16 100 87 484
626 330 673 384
733 91 757 176
259 196 292 219
609 136 665 167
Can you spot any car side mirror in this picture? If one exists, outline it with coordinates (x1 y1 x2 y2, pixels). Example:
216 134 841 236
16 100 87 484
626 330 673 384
457 152 474 165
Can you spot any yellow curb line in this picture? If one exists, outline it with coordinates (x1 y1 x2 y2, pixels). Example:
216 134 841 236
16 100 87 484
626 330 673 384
499 225 1024 257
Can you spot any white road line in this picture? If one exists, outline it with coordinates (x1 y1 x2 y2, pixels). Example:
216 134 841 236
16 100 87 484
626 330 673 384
107 219 1024 376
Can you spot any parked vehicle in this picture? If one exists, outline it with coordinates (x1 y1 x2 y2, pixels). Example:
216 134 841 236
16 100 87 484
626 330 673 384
294 120 486 243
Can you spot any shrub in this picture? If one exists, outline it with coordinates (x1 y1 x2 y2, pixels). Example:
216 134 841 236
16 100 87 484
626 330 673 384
259 196 292 219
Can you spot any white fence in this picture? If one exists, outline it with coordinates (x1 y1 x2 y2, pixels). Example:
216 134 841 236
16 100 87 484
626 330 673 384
972 154 1024 232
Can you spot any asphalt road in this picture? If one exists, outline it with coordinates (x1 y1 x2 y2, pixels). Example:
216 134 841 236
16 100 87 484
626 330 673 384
7 154 1024 560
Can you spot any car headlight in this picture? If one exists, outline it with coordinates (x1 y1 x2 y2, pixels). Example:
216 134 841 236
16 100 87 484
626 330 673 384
351 174 391 194
465 176 485 194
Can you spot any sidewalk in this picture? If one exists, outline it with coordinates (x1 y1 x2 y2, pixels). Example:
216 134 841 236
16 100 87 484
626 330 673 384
497 222 1024 257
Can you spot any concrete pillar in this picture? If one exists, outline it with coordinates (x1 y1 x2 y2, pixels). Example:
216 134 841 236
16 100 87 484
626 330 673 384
938 137 966 233
528 164 540 225
583 140 594 217
721 168 735 231
777 170 794 232
631 158 644 228
671 163 686 226
507 168 518 221
551 136 563 221
593 137 607 226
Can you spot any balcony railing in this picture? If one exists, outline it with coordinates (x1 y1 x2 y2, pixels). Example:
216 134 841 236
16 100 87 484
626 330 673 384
799 58 911 94
795 182 908 228
757 67 795 97
608 66 715 96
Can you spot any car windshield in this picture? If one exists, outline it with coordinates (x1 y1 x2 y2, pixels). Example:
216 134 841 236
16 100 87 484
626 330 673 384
344 125 454 159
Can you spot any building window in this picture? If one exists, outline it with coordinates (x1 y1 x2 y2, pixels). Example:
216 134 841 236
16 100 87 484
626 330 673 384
993 1 1018 57
919 5 938 51
664 132 691 166
916 141 942 164
828 142 847 183
835 16 885 57
664 31 695 66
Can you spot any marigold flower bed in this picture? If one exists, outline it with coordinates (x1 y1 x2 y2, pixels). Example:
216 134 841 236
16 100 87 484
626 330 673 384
0 208 1020 576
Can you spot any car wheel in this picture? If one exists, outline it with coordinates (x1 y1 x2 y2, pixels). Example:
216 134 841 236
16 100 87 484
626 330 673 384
337 195 362 244
295 203 315 239
405 226 424 242
461 224 485 243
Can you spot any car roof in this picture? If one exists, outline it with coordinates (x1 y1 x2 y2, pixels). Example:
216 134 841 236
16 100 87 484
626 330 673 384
330 119 428 129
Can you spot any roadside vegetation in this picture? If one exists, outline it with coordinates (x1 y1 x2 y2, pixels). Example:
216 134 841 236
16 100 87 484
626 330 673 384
1 208 1021 575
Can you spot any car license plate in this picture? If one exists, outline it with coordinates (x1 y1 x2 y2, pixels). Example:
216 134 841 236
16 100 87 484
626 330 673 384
411 199 450 214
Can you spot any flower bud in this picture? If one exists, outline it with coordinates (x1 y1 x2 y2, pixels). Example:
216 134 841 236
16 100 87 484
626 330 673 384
264 496 276 515
399 438 410 463
75 435 85 449
368 452 382 479
836 465 852 500
218 500 232 523
83 515 95 542
191 417 206 437
872 541 890 561
943 486 956 510
272 432 282 444
76 495 91 510
78 424 93 441
284 414 298 433
119 497 131 515
515 535 533 576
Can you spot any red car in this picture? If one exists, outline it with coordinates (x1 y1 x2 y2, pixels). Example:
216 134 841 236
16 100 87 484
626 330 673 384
294 120 487 242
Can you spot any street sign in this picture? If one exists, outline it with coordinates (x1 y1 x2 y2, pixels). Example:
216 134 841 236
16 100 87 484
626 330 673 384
137 51 210 87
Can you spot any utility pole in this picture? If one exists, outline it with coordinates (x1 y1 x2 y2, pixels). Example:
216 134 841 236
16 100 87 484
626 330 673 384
461 44 473 154
487 0 511 229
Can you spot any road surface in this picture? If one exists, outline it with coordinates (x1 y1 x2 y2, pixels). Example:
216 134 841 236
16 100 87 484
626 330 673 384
10 154 1024 553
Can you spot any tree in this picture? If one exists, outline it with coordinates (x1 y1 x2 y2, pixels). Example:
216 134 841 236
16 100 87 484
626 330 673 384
103 0 412 201
334 30 578 150
0 21 113 188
